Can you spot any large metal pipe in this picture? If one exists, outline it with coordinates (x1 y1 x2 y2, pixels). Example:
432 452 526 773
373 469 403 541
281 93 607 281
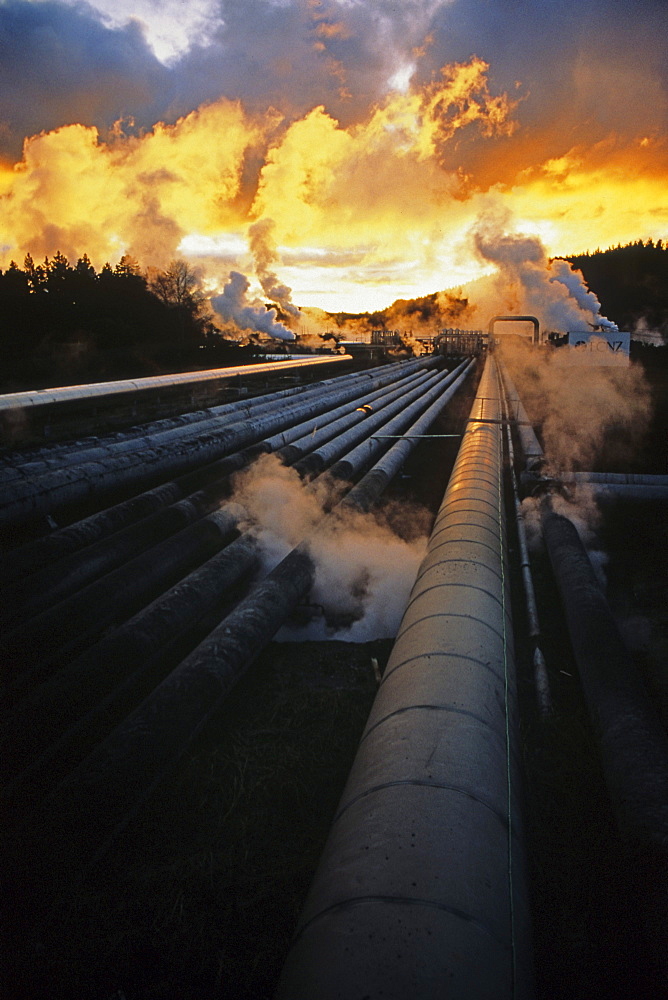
552 472 668 486
0 358 425 480
0 504 245 687
0 358 421 481
325 359 471 486
1 368 447 680
0 359 439 527
277 356 533 999
5 367 474 798
0 354 353 414
497 361 544 472
500 378 552 717
22 544 316 901
0 481 186 584
548 472 668 502
541 508 668 848
0 363 367 473
0 531 262 792
340 359 474 512
291 369 448 481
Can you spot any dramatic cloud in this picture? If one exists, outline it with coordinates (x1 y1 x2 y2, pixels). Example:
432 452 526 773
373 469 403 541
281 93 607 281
0 1 170 158
0 0 666 316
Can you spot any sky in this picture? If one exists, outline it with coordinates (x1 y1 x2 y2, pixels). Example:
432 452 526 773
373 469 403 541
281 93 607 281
0 0 667 319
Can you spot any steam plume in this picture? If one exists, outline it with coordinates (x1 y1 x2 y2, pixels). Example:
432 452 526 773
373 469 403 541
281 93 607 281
230 455 428 641
471 210 616 333
210 271 296 340
248 218 301 319
497 336 651 474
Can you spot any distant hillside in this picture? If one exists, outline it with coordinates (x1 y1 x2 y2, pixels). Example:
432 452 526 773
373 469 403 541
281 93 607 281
566 240 668 338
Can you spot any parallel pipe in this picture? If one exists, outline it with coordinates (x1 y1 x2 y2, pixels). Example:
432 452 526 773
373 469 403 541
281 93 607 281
12 363 471 876
0 504 245 687
499 373 552 717
1 360 408 479
290 367 451 481
4 367 468 772
541 508 668 848
498 363 544 471
3 367 433 622
0 361 429 580
0 363 366 474
0 358 439 527
325 359 471 486
340 359 474 511
278 356 533 999
0 367 447 680
555 472 668 486
4 366 468 778
0 532 262 792
1 359 425 481
550 472 668 503
24 545 316 900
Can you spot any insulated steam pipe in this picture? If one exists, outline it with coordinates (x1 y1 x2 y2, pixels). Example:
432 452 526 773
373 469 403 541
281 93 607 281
0 358 441 527
0 532 262 792
500 381 552 717
0 357 416 477
277 356 532 999
498 362 544 472
1 357 431 477
3 367 434 621
0 504 246 686
1 368 445 675
541 508 668 848
0 354 353 414
290 368 448 481
5 365 472 778
548 472 668 502
0 360 435 579
340 359 474 511
555 472 668 486
325 359 471 486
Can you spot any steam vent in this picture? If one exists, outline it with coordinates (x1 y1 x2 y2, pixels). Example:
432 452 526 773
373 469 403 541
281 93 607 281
2 331 667 999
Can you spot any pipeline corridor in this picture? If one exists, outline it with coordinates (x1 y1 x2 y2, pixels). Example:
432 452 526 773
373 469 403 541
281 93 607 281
1 349 666 998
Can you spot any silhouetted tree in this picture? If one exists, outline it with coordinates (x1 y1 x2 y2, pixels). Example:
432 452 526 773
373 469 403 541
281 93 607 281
567 240 668 336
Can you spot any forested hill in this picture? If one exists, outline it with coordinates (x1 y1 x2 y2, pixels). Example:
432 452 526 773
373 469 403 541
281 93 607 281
566 240 668 337
1 241 666 393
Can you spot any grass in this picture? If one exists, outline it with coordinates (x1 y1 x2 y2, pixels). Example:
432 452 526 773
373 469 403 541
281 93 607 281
3 639 391 1000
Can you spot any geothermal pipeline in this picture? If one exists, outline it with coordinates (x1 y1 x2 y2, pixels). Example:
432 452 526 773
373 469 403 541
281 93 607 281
2 344 666 997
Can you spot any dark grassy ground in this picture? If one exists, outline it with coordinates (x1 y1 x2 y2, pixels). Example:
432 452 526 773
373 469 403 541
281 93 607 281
3 639 391 1000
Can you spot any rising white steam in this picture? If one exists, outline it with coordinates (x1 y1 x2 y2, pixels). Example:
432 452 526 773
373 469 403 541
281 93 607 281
470 210 617 333
230 454 429 641
248 218 302 319
548 259 617 330
210 270 296 340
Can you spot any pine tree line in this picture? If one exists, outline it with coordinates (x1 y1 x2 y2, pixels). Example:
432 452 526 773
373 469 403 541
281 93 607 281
566 239 668 336
0 253 241 391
